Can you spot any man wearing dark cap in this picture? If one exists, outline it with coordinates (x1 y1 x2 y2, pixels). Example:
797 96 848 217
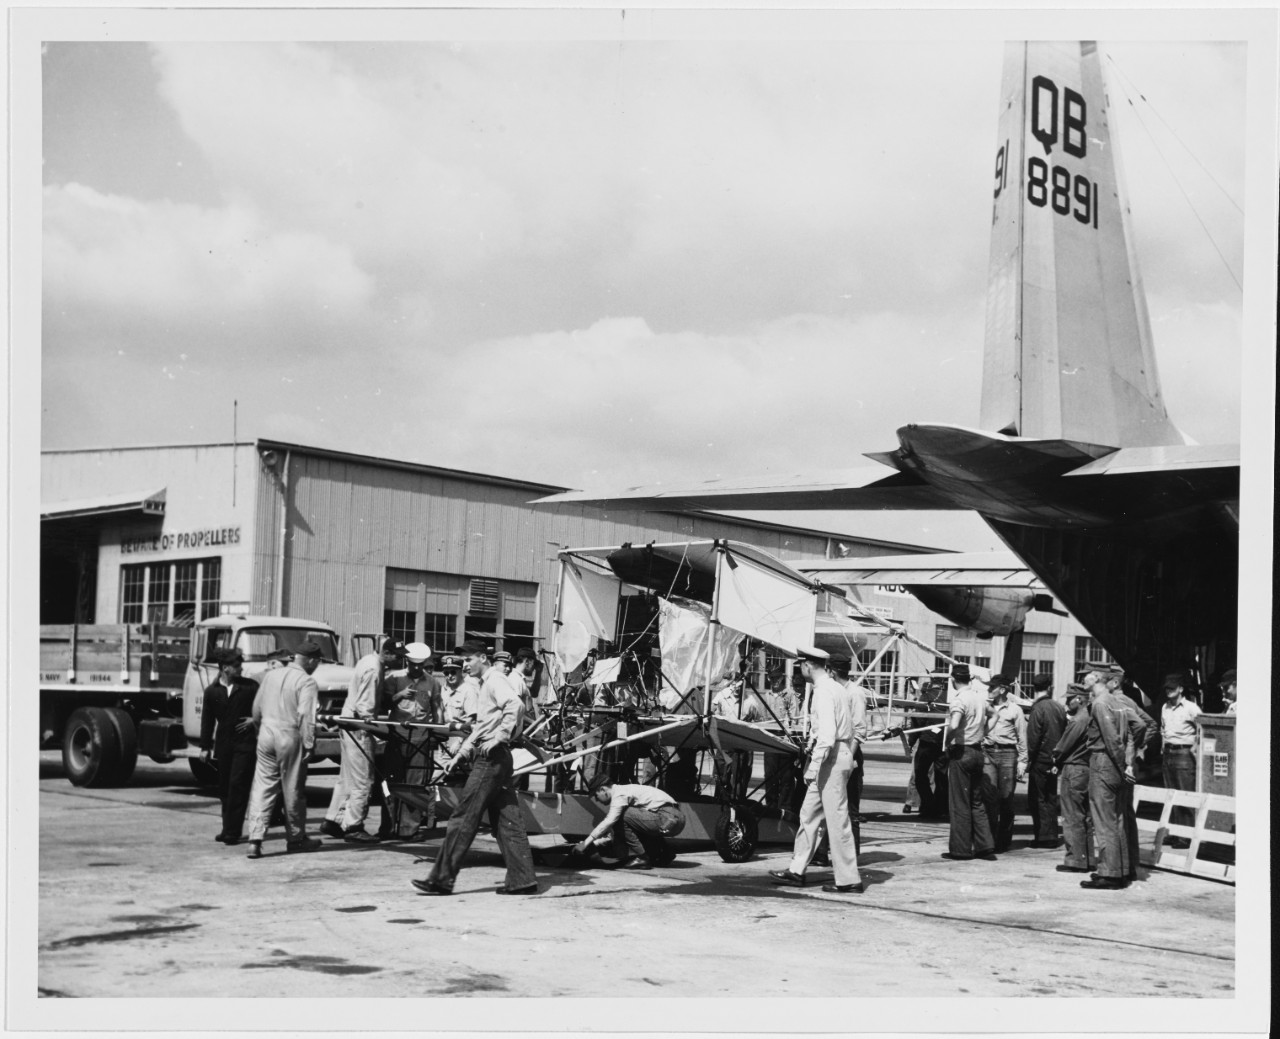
412 638 538 895
941 664 996 861
322 637 402 843
1078 668 1149 888
245 640 324 858
1094 664 1153 874
1159 672 1202 849
1025 673 1067 848
980 674 1026 853
1220 669 1237 714
199 647 260 845
907 676 949 819
1051 683 1095 873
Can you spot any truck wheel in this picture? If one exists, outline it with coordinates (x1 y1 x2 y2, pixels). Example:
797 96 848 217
62 707 123 788
714 805 759 863
188 758 219 788
103 708 139 785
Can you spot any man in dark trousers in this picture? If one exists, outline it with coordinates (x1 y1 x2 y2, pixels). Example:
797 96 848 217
1052 683 1094 873
908 676 949 818
199 647 260 845
1025 673 1067 847
980 674 1026 853
412 639 538 896
942 664 996 861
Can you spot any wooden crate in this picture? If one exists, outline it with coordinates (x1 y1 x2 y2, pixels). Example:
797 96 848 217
1133 784 1235 884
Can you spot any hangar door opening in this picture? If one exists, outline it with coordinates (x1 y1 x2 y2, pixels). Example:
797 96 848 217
384 568 538 657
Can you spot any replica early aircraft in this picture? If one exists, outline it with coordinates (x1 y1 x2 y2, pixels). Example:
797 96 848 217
534 42 1240 702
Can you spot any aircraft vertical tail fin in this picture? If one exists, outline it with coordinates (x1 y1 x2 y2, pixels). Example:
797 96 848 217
980 41 1185 448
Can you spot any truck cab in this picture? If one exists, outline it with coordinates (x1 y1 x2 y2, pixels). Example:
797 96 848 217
182 615 355 770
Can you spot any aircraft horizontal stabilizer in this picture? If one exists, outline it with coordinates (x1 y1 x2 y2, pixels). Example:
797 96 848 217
532 464 963 512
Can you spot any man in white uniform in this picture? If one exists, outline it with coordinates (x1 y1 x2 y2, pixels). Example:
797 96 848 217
768 647 864 894
245 640 323 859
321 638 401 843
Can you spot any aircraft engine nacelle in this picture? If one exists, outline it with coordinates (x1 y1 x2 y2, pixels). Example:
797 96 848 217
907 586 1034 638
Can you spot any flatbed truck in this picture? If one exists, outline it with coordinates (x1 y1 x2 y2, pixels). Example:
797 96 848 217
39 615 356 787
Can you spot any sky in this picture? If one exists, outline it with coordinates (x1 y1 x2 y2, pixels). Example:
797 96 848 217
32 12 1260 552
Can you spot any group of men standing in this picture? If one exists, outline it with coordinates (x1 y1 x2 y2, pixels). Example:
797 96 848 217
938 658 1228 891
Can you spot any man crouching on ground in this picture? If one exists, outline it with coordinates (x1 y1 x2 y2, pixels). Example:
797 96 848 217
574 778 687 869
411 639 539 896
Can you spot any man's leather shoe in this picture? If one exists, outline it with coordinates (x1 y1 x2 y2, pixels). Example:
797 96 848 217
768 868 806 886
343 829 380 844
215 833 228 843
222 835 243 846
246 841 263 859
286 837 322 853
620 859 653 871
319 819 346 839
411 878 452 896
1055 864 1091 873
976 852 999 861
902 804 915 814
1080 876 1126 889
821 882 864 893
940 852 973 861
495 883 539 895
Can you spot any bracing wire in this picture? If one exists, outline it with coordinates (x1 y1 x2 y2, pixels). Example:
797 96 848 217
1104 51 1243 293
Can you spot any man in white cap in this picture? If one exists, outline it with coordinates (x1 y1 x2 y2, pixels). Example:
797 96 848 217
380 642 441 839
245 640 324 859
768 646 863 894
321 637 401 843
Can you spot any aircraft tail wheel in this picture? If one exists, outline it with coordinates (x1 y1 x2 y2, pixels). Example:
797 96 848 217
61 707 123 788
714 805 759 863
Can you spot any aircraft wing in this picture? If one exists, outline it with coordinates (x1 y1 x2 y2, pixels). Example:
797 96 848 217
796 550 1044 589
532 464 962 512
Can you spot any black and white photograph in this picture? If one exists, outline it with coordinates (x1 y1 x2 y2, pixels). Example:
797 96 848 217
7 3 1274 1033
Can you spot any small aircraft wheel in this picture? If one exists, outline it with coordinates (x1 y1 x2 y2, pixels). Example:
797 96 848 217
62 707 123 787
188 757 219 788
714 806 759 863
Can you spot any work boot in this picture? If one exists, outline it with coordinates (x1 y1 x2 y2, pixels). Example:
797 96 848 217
286 837 322 853
343 828 380 844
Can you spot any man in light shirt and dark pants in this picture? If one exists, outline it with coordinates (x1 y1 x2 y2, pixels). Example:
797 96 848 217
981 674 1028 853
574 778 687 868
412 639 538 896
942 664 997 861
1160 672 1201 849
768 646 864 894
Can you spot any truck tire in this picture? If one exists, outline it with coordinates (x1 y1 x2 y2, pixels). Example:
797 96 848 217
714 805 759 863
188 758 219 788
62 707 124 788
103 707 139 785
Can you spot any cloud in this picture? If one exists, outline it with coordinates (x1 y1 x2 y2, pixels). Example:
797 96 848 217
381 306 985 491
44 182 375 334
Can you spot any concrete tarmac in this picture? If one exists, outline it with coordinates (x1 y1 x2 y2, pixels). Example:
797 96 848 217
35 749 1235 1003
